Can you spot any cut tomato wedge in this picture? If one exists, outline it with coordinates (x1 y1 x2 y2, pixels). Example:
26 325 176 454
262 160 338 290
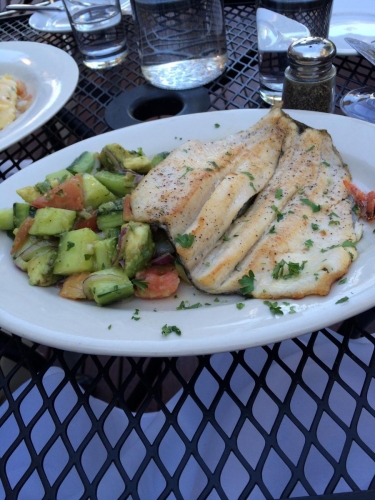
31 174 84 211
134 264 180 299
11 217 34 255
123 194 133 221
74 213 98 232
59 272 91 300
344 179 375 221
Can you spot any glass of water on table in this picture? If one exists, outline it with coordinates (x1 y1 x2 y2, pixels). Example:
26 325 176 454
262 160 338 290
255 0 334 104
130 0 228 90
61 0 128 69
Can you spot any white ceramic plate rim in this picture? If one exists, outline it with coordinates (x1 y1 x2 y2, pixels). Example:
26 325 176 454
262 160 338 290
29 0 132 33
329 0 375 56
0 41 79 152
1 109 375 357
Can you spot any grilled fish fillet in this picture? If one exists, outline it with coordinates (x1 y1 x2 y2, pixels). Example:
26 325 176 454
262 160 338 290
130 106 361 299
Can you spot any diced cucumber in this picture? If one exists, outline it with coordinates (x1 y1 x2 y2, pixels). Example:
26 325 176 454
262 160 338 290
67 151 98 174
97 198 124 231
16 185 40 203
13 202 33 228
45 169 73 186
53 228 100 275
97 212 123 231
94 170 138 197
99 143 152 174
82 173 116 210
29 207 76 236
116 222 155 278
123 156 152 174
27 248 60 287
94 237 117 271
83 267 134 306
103 227 121 239
0 208 14 230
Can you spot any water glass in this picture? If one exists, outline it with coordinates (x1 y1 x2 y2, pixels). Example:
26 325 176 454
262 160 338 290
131 0 228 90
256 0 334 104
62 0 128 69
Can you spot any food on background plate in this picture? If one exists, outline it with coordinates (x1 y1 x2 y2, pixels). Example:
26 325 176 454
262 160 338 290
0 105 364 308
0 74 33 131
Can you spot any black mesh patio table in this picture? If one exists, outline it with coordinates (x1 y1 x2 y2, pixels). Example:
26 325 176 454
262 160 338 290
1 3 375 499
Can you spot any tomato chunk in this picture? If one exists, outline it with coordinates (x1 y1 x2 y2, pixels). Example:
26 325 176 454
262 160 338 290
123 194 133 221
11 217 34 255
31 174 84 211
59 272 91 300
74 213 98 231
134 264 180 299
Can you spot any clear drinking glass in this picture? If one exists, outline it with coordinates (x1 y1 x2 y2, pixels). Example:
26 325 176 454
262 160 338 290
340 87 375 124
61 0 128 69
255 0 334 104
130 0 228 90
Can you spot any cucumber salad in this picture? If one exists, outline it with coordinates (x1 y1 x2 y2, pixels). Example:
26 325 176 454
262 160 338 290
0 144 183 306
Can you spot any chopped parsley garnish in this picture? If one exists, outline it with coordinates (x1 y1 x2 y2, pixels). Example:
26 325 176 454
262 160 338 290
236 303 245 310
208 161 220 170
67 241 75 251
300 198 321 212
271 204 285 222
242 172 255 180
322 161 331 167
214 123 220 128
311 223 319 231
275 188 283 199
241 172 256 191
84 254 92 261
108 324 112 330
269 225 276 234
238 270 256 296
272 260 307 280
352 204 360 215
175 233 195 248
263 301 284 315
329 220 340 225
336 296 349 304
162 324 182 336
131 308 141 321
304 239 314 249
176 301 202 310
338 277 347 285
306 145 315 152
321 240 356 253
132 277 149 290
179 166 194 178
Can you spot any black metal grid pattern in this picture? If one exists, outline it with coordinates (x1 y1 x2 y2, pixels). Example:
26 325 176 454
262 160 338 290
1 327 375 499
1 4 375 499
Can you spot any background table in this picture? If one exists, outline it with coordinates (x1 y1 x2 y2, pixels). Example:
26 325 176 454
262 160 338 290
1 3 375 499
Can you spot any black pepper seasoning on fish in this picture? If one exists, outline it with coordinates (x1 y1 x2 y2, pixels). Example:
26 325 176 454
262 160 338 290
282 37 336 113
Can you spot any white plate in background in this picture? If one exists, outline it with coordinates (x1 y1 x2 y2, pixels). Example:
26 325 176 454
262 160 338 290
0 41 78 152
29 0 132 33
0 109 375 356
329 0 375 56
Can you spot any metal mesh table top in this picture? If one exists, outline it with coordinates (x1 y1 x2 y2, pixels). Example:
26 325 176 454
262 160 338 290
1 4 375 499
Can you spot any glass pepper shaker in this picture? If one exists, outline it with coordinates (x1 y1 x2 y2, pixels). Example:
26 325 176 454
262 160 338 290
282 37 337 113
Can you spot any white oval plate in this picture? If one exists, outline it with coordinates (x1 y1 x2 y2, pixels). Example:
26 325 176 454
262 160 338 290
0 41 78 152
329 0 375 56
1 110 375 357
29 0 132 33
